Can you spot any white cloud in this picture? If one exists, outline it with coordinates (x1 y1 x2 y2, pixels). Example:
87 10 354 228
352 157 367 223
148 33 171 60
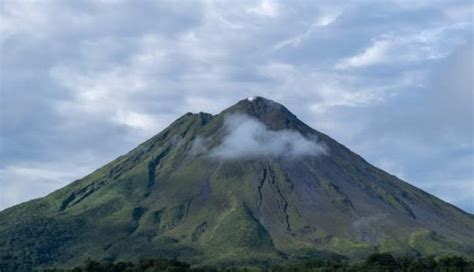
210 114 326 159
273 12 340 50
50 63 155 129
48 35 181 133
309 85 382 113
247 0 279 18
113 111 160 130
314 12 340 27
0 1 48 39
336 22 471 70
0 1 92 42
336 40 391 69
257 62 390 114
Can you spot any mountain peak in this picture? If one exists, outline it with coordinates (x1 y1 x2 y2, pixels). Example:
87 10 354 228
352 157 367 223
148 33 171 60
223 96 299 131
247 96 258 102
246 96 272 103
244 96 279 106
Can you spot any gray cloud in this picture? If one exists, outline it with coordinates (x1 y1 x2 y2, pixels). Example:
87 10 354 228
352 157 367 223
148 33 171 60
210 114 326 159
329 40 474 212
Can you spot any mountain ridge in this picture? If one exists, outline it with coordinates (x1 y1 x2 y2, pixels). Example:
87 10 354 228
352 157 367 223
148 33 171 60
1 97 473 271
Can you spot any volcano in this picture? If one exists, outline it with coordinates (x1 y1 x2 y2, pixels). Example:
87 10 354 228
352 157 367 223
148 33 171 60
1 97 473 270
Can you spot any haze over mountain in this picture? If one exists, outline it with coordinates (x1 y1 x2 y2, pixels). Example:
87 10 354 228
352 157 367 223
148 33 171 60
0 97 473 271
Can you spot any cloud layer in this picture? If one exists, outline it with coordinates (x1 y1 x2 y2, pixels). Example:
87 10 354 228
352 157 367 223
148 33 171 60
0 0 472 212
210 114 326 159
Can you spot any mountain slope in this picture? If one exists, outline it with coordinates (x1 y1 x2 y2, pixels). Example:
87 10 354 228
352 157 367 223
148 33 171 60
1 97 473 271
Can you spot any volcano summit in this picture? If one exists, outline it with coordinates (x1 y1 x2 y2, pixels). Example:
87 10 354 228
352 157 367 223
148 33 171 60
1 97 473 270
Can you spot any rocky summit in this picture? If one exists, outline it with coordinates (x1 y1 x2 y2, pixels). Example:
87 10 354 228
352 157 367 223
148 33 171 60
1 97 473 271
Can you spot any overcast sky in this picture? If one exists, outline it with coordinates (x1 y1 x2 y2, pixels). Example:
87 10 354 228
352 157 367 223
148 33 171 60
0 0 472 213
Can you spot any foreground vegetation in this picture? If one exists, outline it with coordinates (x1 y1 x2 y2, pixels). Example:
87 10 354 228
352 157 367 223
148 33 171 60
43 254 474 272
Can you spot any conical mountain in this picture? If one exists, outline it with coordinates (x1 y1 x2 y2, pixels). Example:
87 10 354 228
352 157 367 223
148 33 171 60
1 97 473 270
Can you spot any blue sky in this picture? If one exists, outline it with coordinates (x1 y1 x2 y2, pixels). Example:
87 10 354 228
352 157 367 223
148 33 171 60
0 0 473 212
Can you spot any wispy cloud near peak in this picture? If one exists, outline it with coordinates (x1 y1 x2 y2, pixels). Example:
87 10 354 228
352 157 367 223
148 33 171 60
210 114 327 159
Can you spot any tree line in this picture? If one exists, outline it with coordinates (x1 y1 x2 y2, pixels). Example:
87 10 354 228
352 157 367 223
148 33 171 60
42 253 473 272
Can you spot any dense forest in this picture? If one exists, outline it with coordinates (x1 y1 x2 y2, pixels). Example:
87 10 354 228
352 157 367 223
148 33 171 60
42 254 473 272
